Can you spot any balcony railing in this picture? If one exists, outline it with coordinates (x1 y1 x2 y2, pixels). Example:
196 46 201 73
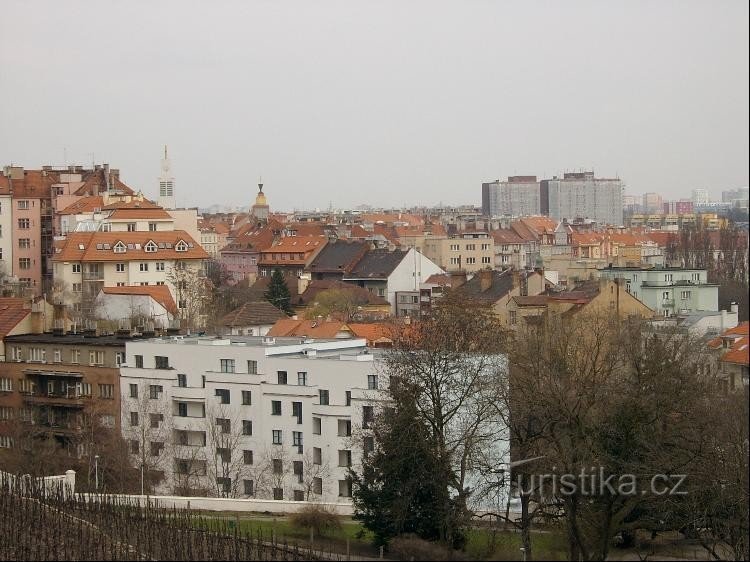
661 299 675 307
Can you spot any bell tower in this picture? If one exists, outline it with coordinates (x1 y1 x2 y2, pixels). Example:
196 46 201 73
157 145 176 209
250 178 270 222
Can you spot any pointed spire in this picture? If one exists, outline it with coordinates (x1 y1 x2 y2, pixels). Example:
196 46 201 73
258 176 264 193
164 145 168 160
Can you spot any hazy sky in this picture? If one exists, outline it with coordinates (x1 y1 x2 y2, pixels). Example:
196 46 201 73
1 1 748 211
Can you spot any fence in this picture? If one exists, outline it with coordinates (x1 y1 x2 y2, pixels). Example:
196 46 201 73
0 469 76 498
0 472 334 561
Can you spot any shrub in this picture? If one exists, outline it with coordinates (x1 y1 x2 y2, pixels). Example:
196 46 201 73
289 504 342 537
389 534 465 561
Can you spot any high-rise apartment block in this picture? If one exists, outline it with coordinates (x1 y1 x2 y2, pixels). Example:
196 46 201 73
642 192 663 214
481 176 540 218
541 172 624 226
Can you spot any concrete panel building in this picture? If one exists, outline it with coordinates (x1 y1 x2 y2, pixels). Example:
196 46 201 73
542 172 624 226
481 176 540 218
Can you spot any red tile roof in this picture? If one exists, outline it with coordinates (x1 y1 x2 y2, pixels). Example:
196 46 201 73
53 231 208 262
0 298 30 339
58 196 105 215
267 318 354 339
101 286 178 315
708 322 749 366
108 207 173 220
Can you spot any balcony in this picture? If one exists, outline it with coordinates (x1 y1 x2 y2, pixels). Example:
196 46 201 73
661 299 675 308
171 387 206 401
23 393 85 408
24 368 83 379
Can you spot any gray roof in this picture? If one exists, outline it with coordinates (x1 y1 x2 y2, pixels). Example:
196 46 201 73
344 249 408 280
457 269 515 303
308 240 369 274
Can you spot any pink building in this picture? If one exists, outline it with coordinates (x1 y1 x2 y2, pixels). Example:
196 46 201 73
663 200 694 214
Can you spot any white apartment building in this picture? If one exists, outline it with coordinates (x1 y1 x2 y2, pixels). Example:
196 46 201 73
481 176 541 218
120 336 383 504
542 172 624 226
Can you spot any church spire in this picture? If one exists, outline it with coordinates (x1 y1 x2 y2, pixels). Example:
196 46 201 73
157 145 175 209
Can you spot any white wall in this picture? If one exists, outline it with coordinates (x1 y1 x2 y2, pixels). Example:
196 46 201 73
386 248 444 310
95 293 172 327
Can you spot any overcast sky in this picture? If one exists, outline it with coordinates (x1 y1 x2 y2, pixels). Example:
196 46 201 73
1 1 747 211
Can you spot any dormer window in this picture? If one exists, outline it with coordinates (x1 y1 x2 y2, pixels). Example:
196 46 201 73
113 241 127 254
144 241 158 253
175 240 188 252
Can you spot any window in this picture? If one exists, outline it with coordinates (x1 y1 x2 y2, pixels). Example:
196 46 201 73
293 431 303 452
313 417 322 435
691 272 700 282
313 447 322 465
150 413 163 428
53 349 61 363
216 418 231 434
72 282 82 293
0 378 12 392
367 375 378 390
126 223 136 232
155 262 165 271
277 371 288 385
338 479 352 498
98 384 114 399
345 391 351 406
364 436 375 455
215 388 230 404
178 403 188 417
135 355 143 368
243 450 254 465
17 200 30 210
89 350 104 365
17 238 31 249
362 406 374 429
319 389 329 405
130 412 139 426
338 419 352 437
177 374 187 387
242 420 253 436
481 243 491 250
680 290 692 300
129 384 138 398
293 372 307 387
18 218 30 229
665 274 673 282
116 263 126 272
273 488 284 500
450 257 460 265
115 352 125 367
247 360 257 374
175 240 189 252
313 478 323 495
481 256 491 264
272 430 282 444
509 310 517 325
243 480 254 496
113 242 127 253
139 263 149 272
149 385 163 399
130 440 139 454
0 407 15 421
18 258 31 270
292 401 302 423
148 223 157 232
450 244 459 251
220 359 235 373
271 400 282 415
272 459 284 474
466 243 475 250
293 460 304 481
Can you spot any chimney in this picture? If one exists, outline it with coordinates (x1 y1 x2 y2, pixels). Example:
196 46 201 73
449 271 467 288
479 269 493 292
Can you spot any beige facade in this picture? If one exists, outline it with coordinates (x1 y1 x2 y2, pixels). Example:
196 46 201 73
422 233 494 273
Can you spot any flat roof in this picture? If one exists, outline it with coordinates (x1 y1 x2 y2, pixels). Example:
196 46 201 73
5 333 129 346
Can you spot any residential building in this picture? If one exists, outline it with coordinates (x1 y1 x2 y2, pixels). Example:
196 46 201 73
219 222 279 283
491 229 528 270
118 335 381 502
0 180 11 277
597 266 718 317
0 331 124 455
219 302 288 336
481 176 541 217
663 200 694 215
708 322 749 394
95 286 178 328
641 193 663 214
541 172 624 226
306 240 370 281
52 230 208 321
650 304 739 338
692 188 710 208
342 248 444 311
422 232 494 273
258 236 328 278
506 278 654 328
0 297 54 361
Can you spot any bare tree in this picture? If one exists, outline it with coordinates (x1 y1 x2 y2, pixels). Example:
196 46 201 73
120 381 172 494
301 448 331 501
167 261 212 333
204 401 250 498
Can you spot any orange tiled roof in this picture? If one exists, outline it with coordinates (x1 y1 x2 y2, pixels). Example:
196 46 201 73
101 285 178 315
571 232 604 246
519 216 557 235
101 199 161 210
360 213 425 227
349 323 394 346
53 231 208 262
708 322 749 366
0 298 30 339
58 196 105 215
259 236 327 265
108 207 173 220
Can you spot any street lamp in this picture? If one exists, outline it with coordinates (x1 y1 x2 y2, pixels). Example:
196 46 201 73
94 455 99 492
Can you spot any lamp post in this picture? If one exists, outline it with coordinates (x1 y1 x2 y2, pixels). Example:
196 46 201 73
94 455 99 492
141 463 145 495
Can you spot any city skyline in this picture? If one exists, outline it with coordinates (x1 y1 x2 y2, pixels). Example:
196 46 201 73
1 0 748 211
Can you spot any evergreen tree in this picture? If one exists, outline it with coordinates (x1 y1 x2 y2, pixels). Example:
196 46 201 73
350 381 459 548
264 268 293 314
